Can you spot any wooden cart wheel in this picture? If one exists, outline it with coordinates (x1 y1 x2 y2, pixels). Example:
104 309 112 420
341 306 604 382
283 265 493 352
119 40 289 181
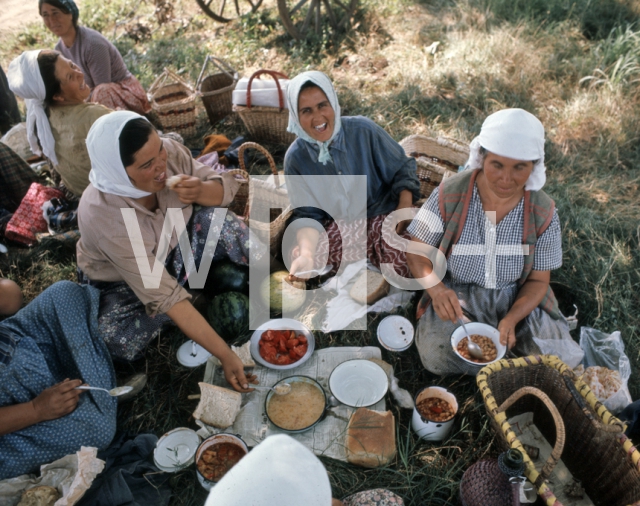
196 0 263 23
277 0 358 40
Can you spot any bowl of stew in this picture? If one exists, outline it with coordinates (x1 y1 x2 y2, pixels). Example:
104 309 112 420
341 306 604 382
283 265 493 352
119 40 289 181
450 322 506 367
195 434 248 491
264 376 328 433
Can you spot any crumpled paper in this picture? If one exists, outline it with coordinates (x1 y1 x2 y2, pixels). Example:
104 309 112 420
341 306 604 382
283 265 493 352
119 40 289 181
0 447 105 506
368 358 414 409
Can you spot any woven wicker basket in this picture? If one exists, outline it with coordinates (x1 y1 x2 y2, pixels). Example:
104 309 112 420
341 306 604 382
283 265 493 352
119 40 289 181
196 56 238 126
238 142 292 255
233 70 296 146
226 168 249 218
477 355 640 506
148 68 198 138
399 134 469 205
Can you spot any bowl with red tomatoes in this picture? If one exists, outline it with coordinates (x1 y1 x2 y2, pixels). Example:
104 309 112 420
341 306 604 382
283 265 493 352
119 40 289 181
249 318 315 370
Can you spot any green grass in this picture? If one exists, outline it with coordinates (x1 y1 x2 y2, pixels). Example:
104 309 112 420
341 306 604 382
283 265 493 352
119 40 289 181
2 0 640 504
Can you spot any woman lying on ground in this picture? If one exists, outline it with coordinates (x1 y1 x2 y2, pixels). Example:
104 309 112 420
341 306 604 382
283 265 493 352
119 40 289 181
407 108 573 375
284 71 420 281
76 111 260 389
205 434 404 506
8 49 110 198
0 281 117 480
39 0 150 115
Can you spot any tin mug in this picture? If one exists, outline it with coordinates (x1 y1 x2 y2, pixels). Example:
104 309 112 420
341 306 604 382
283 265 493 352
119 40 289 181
411 386 458 441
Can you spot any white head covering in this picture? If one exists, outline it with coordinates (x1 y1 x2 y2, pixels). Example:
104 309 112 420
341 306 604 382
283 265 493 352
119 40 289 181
204 434 332 506
465 108 546 191
87 110 152 198
286 71 342 165
7 50 59 166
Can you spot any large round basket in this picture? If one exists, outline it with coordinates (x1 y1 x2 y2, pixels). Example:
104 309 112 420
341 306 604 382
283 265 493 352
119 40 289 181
148 68 198 138
196 56 238 126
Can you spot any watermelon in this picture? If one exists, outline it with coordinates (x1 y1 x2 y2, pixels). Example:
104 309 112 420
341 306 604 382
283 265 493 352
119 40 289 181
207 291 251 343
259 270 306 315
205 260 250 297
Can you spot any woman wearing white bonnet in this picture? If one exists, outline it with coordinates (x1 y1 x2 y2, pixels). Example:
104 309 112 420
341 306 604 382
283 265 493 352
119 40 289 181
205 434 404 506
76 111 262 386
407 108 577 375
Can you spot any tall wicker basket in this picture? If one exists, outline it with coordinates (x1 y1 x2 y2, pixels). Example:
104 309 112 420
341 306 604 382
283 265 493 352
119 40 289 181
477 355 640 506
238 142 292 255
233 70 296 146
196 56 238 126
399 134 469 205
148 68 198 138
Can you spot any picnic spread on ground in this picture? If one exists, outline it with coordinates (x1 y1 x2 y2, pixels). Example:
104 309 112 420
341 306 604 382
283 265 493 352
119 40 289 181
0 2 639 504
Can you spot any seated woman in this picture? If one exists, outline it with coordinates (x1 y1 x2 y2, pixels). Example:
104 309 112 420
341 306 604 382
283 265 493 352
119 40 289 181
205 434 404 506
76 111 260 390
8 49 110 198
0 281 117 480
407 108 572 375
284 71 420 280
39 0 150 115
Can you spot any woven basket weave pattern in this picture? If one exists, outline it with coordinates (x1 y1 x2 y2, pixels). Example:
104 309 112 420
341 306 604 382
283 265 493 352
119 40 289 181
148 69 198 138
197 56 238 125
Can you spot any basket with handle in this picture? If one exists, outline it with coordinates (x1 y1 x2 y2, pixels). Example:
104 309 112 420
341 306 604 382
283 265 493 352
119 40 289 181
196 56 238 126
477 355 640 506
225 168 250 218
233 70 296 146
399 134 469 205
238 142 292 255
148 68 198 138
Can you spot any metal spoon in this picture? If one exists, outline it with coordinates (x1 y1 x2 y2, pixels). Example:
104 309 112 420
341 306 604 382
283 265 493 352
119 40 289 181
457 318 485 360
76 385 134 397
293 265 333 279
252 383 292 395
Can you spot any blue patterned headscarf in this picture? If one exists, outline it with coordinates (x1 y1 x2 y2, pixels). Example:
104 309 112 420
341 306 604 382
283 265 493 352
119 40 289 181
286 71 342 165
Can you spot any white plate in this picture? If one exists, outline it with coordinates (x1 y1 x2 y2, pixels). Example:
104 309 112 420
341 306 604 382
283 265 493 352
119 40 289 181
154 427 200 472
450 322 507 367
377 315 414 352
249 318 315 370
329 359 388 407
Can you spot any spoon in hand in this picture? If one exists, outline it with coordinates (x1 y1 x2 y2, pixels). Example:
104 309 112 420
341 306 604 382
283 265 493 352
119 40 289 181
76 385 134 397
251 383 292 395
293 265 333 279
457 318 485 360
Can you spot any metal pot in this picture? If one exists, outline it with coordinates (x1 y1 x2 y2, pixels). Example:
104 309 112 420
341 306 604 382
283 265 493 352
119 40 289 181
264 375 328 433
195 433 248 491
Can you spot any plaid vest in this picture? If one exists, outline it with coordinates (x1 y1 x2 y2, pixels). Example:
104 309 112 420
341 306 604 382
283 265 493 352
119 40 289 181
416 169 561 320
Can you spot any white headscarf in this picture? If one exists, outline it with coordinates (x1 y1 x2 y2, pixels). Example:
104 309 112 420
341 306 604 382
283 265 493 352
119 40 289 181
465 108 546 191
87 110 152 198
286 71 342 165
7 50 59 166
204 434 332 506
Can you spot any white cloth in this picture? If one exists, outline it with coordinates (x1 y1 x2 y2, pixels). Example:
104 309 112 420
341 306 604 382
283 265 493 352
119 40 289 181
464 108 546 191
7 50 59 166
87 110 151 198
204 434 332 506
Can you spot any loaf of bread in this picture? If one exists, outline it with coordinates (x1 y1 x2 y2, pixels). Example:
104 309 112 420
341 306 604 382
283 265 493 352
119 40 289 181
231 341 255 367
17 486 60 506
346 408 396 468
350 270 390 304
193 382 242 428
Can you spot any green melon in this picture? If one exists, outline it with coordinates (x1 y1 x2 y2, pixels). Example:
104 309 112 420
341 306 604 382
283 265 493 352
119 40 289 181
207 291 251 343
205 260 249 297
259 270 306 315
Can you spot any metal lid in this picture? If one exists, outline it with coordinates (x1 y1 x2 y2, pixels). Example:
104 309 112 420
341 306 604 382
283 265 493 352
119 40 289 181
377 315 414 351
154 427 201 472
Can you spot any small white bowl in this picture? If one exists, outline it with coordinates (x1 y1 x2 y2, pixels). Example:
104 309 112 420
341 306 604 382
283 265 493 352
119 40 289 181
450 322 506 367
329 359 388 407
250 318 315 370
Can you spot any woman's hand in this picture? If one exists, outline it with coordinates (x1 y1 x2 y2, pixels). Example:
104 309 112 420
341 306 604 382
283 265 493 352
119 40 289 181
288 246 315 281
395 189 414 234
427 283 462 323
170 175 203 204
32 378 84 422
219 350 257 393
497 317 517 349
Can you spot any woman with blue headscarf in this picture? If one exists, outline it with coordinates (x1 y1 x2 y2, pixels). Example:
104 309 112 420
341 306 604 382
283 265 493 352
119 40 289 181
284 71 420 281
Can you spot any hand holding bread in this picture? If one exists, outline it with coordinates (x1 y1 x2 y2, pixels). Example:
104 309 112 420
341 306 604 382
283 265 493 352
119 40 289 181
168 175 203 204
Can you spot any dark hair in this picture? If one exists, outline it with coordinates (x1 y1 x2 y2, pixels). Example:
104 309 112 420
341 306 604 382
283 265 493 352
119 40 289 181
39 0 79 27
300 80 321 93
36 50 62 108
479 146 539 166
119 118 157 167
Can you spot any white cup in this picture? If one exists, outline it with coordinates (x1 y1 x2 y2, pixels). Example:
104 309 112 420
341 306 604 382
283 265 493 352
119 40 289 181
411 386 458 441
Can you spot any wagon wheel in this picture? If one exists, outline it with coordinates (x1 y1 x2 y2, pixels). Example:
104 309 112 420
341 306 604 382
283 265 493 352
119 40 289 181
277 0 358 40
196 0 263 23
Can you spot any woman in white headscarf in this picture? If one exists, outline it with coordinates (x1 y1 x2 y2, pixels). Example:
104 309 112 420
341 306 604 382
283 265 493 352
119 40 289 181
407 108 575 375
283 71 420 282
76 111 262 388
205 434 404 506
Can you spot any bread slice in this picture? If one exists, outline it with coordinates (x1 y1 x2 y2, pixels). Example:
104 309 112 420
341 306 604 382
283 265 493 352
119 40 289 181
193 382 242 428
346 408 396 468
231 341 255 367
350 270 390 304
166 175 182 189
